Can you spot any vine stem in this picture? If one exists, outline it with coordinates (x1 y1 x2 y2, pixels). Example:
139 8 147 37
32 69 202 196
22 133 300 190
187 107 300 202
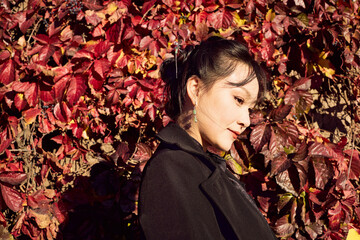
139 5 155 25
346 121 356 180
27 17 42 45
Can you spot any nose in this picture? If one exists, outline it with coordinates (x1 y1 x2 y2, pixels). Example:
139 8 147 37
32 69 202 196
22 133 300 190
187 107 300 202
237 110 251 128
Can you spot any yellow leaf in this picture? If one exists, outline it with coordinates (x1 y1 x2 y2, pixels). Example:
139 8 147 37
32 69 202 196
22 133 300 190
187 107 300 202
82 128 90 139
319 65 335 79
16 36 26 49
347 229 360 240
85 40 99 47
224 154 243 175
265 9 275 22
232 12 246 27
319 51 329 59
105 2 118 15
96 12 106 20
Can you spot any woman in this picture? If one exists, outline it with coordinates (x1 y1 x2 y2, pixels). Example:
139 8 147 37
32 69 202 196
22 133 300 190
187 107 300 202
139 36 276 239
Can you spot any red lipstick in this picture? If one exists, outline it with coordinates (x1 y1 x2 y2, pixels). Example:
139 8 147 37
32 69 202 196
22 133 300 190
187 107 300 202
228 129 241 139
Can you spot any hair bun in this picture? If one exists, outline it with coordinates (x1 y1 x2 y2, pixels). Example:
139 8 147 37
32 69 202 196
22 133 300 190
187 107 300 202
159 57 177 84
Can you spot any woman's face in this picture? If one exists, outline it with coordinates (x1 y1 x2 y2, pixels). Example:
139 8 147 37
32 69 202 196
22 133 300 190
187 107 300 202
194 63 259 152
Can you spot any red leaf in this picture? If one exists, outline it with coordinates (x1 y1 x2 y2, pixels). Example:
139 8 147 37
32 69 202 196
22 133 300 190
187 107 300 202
141 0 157 14
73 49 94 60
85 11 102 26
0 139 12 154
284 89 300 105
305 222 323 238
14 93 27 111
143 103 156 121
89 74 104 91
39 114 56 133
204 4 220 12
66 75 87 105
133 143 152 162
53 201 66 224
0 172 27 185
24 83 38 107
0 184 24 212
111 142 130 164
207 9 233 29
93 58 111 79
149 40 160 57
82 0 104 10
312 157 333 190
250 123 271 152
276 170 298 196
94 40 112 58
0 59 15 85
0 51 10 61
106 89 120 105
269 128 286 156
106 21 123 43
293 77 311 91
292 141 307 162
271 154 291 176
54 102 72 123
139 36 153 50
23 108 41 124
270 104 292 122
12 81 29 92
274 214 296 238
308 142 335 158
38 45 56 63
250 110 265 125
344 149 360 180
294 159 308 189
70 122 83 139
33 34 50 44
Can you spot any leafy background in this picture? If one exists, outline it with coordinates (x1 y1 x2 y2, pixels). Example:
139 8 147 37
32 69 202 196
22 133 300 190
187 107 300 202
0 0 359 239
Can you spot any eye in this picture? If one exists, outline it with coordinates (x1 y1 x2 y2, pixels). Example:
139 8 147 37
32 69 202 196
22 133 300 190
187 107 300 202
234 96 244 105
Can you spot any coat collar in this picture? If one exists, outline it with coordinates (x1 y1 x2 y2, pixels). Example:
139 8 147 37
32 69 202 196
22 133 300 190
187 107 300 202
157 122 208 159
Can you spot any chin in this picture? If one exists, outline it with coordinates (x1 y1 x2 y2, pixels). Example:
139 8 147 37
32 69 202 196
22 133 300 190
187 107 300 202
215 142 233 152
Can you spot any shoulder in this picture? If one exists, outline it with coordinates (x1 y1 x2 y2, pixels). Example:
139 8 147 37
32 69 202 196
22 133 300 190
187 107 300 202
141 143 212 185
146 143 204 173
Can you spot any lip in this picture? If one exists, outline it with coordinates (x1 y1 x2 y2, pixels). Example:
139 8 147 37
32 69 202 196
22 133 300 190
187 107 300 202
228 129 241 139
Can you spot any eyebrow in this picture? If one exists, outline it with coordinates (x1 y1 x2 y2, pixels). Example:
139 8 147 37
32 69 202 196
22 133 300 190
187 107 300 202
224 70 257 88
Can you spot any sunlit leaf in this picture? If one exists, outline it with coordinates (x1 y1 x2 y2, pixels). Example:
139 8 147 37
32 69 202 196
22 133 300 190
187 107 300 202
0 172 27 185
14 93 27 111
274 214 296 238
344 149 360 181
276 169 298 196
54 102 72 123
23 108 41 125
270 104 292 122
0 184 23 212
207 8 233 29
271 154 291 176
250 123 271 152
0 59 15 85
312 157 333 190
133 143 152 162
67 75 87 105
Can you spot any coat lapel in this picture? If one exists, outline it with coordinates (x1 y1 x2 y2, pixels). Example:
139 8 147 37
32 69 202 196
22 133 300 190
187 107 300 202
200 168 273 239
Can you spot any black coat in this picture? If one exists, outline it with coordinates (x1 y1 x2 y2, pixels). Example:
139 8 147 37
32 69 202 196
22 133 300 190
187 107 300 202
139 123 277 240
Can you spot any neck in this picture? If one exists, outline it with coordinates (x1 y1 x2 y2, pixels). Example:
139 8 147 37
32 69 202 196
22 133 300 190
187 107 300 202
176 110 204 150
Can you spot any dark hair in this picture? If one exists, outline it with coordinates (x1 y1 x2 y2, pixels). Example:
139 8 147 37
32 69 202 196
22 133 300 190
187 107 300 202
160 36 267 119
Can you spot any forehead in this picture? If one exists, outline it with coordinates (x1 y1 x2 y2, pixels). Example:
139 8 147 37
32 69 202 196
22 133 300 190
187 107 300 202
218 64 259 92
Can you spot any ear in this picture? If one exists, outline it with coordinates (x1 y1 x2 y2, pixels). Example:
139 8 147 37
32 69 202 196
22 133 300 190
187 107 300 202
186 75 201 105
